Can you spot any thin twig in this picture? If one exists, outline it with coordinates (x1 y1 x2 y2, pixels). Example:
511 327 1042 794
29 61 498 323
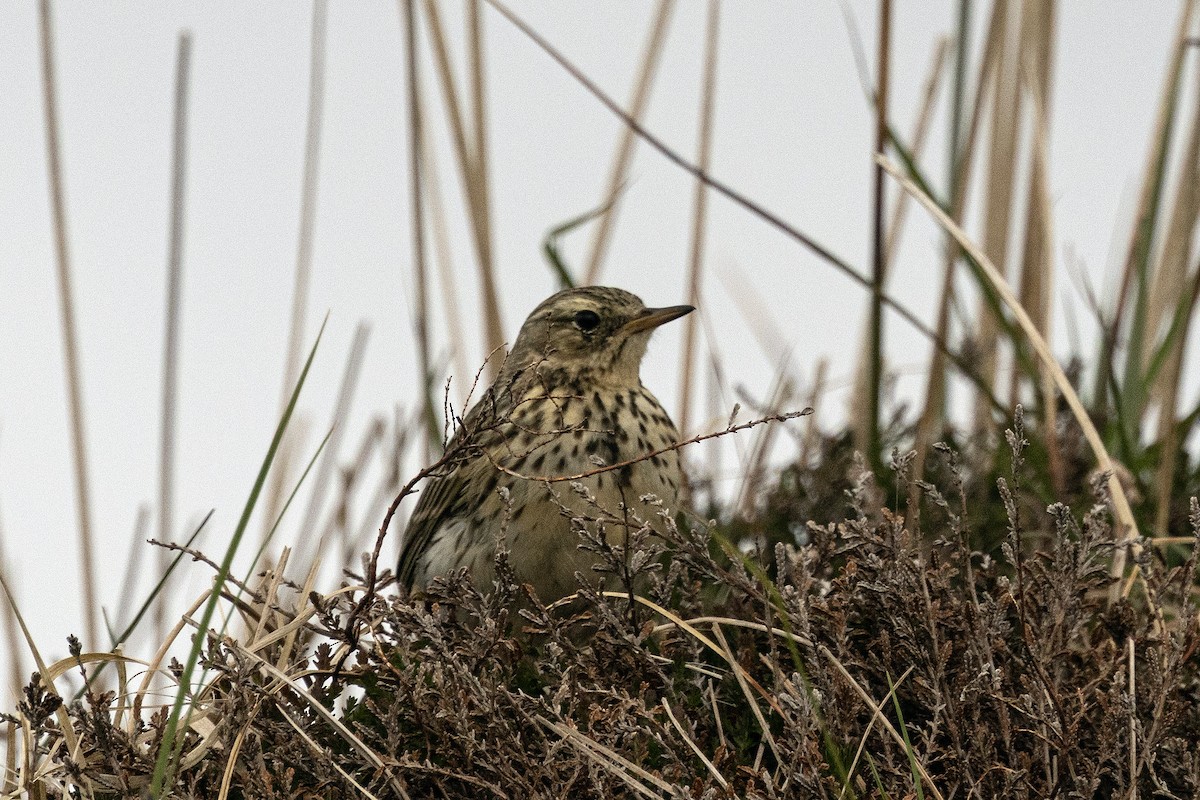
490 409 810 485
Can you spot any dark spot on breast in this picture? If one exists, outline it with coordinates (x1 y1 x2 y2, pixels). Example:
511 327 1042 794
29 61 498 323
617 465 633 487
638 421 648 436
532 452 546 471
556 455 568 471
586 438 600 455
573 429 584 440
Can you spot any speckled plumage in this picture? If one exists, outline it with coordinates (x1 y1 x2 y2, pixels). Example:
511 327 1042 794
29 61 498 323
397 287 693 600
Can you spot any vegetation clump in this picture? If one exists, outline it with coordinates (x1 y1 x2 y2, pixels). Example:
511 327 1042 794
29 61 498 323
7 411 1199 798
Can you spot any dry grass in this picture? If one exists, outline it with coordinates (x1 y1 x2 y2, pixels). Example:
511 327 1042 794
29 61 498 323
6 2 1200 797
3 409 1199 798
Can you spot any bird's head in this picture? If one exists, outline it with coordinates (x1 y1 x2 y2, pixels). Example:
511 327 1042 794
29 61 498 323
505 286 694 388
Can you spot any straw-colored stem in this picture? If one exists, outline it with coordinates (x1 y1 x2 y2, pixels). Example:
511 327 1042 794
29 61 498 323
321 416 385 553
864 0 893 472
403 0 437 459
1017 0 1062 496
880 155 1143 594
0 526 24 702
265 0 328 537
676 0 720 439
716 262 794 367
466 0 494 330
799 358 827 468
1013 0 1056 370
704 346 728 493
159 33 192 640
117 505 151 640
465 0 502 379
422 0 504 369
302 322 371 565
735 365 793 519
819 644 947 800
38 0 98 649
876 34 946 523
971 0 1023 434
910 0 1004 520
1112 0 1197 426
883 37 950 269
486 0 1003 414
1148 56 1200 537
0 570 82 758
581 0 676 285
422 144 470 399
1153 264 1200 537
1145 66 1200 373
858 33 946 485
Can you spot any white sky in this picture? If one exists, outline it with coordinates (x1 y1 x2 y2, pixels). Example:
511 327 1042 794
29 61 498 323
0 2 1187 691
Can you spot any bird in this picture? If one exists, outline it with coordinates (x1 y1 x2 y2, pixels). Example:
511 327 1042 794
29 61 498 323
396 286 693 602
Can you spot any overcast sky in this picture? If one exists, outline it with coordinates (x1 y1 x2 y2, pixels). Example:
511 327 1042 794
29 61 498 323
0 2 1187 687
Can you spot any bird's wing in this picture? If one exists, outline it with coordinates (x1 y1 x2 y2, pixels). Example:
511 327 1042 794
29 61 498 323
395 390 506 589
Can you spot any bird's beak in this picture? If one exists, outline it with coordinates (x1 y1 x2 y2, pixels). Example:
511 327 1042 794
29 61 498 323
621 304 695 335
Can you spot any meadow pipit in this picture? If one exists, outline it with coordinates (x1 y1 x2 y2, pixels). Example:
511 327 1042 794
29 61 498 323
397 286 693 601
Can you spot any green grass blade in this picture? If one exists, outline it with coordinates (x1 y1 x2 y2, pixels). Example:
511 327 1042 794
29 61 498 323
1118 18 1190 443
542 191 626 290
150 316 327 795
887 671 924 800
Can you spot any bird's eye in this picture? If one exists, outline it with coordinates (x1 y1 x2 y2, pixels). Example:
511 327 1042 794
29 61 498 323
573 309 601 332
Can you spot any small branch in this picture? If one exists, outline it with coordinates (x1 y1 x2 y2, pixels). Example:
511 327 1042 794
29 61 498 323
147 539 261 602
487 409 811 485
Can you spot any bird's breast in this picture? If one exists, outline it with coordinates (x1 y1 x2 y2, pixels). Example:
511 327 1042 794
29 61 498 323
485 385 684 528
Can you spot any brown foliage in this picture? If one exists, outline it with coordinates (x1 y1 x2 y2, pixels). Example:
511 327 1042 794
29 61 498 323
7 417 1200 798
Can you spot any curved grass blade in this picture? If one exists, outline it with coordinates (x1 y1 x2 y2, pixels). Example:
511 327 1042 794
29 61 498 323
542 190 626 290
